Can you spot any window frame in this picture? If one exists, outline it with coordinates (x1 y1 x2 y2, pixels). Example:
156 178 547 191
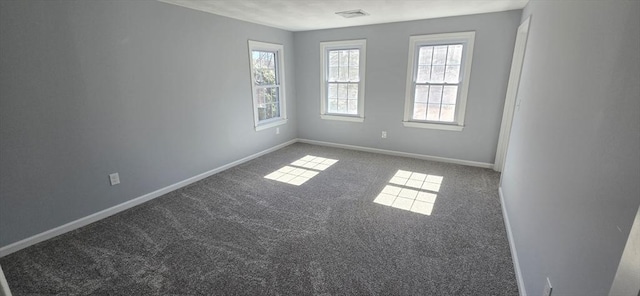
320 39 367 123
248 40 287 131
403 31 475 131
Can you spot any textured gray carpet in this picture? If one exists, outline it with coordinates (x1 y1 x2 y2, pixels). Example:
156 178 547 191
0 143 518 295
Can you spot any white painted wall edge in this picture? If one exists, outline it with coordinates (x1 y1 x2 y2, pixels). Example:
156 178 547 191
0 139 298 258
298 138 494 169
499 186 526 296
0 264 11 296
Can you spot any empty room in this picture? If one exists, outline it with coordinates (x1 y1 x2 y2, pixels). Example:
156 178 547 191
0 0 638 295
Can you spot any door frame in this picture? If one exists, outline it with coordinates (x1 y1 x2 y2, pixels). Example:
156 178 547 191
494 16 532 172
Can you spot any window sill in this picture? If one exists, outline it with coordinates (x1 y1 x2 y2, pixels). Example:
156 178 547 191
255 118 287 131
402 121 464 131
321 114 364 123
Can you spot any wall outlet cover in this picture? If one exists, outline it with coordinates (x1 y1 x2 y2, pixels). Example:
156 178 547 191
109 173 120 186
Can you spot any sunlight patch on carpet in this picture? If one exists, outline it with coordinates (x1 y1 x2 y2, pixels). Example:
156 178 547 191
265 155 338 186
374 170 442 215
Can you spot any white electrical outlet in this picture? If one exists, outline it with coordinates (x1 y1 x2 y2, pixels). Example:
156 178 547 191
109 173 120 186
543 277 553 296
381 131 387 138
276 127 280 134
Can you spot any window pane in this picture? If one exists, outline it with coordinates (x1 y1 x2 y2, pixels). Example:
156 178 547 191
446 44 463 65
442 86 458 104
329 51 340 67
428 85 443 104
349 67 359 81
416 65 431 83
266 102 280 119
339 50 349 66
338 84 348 100
256 88 266 107
256 87 279 121
339 66 348 81
415 85 429 103
329 66 339 81
418 46 433 65
413 103 427 120
426 104 441 121
347 99 358 114
432 46 448 65
269 87 279 104
430 65 445 82
337 99 347 113
347 83 358 100
349 50 359 67
252 50 276 85
328 83 338 99
330 49 360 82
440 104 455 122
328 99 338 113
444 65 460 83
322 42 365 118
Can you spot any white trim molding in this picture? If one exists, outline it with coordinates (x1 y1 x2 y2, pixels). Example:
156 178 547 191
0 138 494 257
0 264 11 296
403 31 475 131
248 40 287 131
402 121 463 131
499 187 527 296
320 39 367 122
0 139 298 258
494 17 531 172
297 138 493 168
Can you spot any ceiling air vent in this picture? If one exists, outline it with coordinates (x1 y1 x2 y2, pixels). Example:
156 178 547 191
335 9 370 18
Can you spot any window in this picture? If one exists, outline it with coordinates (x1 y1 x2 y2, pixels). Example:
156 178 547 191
320 39 366 122
248 40 287 131
403 32 475 131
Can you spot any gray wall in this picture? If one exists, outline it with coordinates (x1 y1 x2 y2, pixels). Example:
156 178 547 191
293 10 521 164
501 1 640 295
0 0 296 247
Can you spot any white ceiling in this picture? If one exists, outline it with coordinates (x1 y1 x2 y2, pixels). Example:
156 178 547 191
157 0 528 32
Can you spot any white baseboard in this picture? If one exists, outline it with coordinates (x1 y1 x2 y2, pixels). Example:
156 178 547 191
297 138 494 169
0 139 297 258
0 138 491 257
499 186 527 296
0 264 11 296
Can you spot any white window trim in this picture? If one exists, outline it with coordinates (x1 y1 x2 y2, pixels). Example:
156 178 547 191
320 39 367 123
248 40 287 131
402 31 475 131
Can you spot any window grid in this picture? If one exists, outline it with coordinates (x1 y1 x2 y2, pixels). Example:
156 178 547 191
327 49 360 115
248 40 287 131
403 31 474 131
413 44 463 123
252 50 281 121
320 39 366 122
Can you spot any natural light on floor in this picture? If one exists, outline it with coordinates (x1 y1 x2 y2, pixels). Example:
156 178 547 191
373 170 443 215
264 155 338 186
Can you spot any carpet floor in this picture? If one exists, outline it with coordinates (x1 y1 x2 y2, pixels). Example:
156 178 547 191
0 143 518 295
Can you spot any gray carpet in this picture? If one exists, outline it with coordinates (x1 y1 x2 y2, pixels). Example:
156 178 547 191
0 143 518 295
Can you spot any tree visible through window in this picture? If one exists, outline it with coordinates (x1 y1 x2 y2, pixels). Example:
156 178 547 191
248 40 287 131
252 50 280 121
